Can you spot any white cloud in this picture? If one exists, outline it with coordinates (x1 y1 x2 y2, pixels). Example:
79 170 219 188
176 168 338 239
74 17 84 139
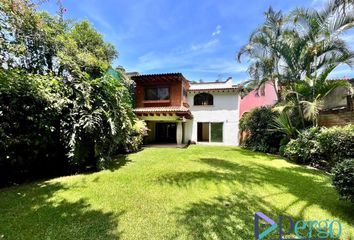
134 45 247 78
135 37 224 72
185 60 247 73
212 25 221 36
190 39 219 52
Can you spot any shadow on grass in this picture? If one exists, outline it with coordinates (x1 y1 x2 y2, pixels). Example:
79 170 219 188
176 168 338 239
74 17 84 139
158 157 354 239
105 154 132 172
0 182 122 240
173 191 289 240
225 147 280 160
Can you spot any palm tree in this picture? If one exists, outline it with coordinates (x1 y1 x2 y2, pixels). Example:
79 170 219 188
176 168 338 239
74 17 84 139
237 7 284 101
238 0 354 128
330 0 354 14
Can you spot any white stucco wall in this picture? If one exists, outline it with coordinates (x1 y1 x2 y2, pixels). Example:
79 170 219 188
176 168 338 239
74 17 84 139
184 91 240 146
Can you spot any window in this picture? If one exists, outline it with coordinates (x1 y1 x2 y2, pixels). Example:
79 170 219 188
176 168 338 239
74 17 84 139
145 87 170 100
197 122 223 142
211 123 223 142
197 123 209 142
194 93 213 105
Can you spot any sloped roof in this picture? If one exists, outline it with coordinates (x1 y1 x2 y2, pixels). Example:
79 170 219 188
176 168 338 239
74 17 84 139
131 73 187 83
133 106 193 119
189 78 233 90
133 106 190 113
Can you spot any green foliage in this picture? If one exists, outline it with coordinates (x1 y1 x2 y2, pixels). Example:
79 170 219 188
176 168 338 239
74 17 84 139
0 0 118 79
332 159 354 203
317 125 354 165
271 112 298 139
240 107 283 153
284 125 354 169
0 70 69 183
0 1 142 185
237 1 354 129
283 128 322 164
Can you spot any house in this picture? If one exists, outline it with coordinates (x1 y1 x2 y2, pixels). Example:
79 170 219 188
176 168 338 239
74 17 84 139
319 78 354 127
239 81 278 118
131 73 241 146
322 78 354 111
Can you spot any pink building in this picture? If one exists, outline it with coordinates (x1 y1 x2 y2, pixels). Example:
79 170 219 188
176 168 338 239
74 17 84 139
239 82 278 118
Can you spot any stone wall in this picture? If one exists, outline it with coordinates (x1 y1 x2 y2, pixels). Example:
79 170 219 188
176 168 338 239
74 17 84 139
318 110 354 127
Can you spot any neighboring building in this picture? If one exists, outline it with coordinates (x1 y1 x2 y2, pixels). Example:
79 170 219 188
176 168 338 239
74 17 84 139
132 73 241 146
239 81 278 118
319 78 354 127
322 79 354 111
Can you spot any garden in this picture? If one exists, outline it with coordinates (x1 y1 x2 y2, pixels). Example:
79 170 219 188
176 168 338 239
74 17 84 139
237 1 354 204
0 146 353 239
0 0 354 239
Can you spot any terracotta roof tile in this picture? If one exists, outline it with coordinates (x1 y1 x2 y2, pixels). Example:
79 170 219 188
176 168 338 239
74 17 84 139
188 87 241 91
133 106 190 113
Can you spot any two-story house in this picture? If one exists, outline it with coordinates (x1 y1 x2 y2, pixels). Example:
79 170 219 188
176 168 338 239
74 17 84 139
131 73 241 146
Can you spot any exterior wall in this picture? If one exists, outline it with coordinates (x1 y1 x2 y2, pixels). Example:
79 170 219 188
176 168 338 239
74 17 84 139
185 92 240 146
182 80 190 106
319 110 354 127
239 82 278 117
146 121 156 143
135 80 186 108
323 86 352 110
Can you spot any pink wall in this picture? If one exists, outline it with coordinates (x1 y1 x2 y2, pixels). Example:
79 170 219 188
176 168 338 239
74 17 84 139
239 82 278 118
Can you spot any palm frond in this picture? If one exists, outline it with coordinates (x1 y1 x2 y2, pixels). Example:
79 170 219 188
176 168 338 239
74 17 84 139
271 112 297 138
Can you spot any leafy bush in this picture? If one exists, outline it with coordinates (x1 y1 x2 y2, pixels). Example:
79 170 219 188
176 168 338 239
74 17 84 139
239 107 283 153
120 120 148 154
0 68 144 185
283 128 321 164
332 159 354 203
0 2 145 185
284 125 354 169
317 125 354 166
0 70 69 184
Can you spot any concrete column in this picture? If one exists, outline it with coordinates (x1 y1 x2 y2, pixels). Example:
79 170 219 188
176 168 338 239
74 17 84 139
176 122 183 145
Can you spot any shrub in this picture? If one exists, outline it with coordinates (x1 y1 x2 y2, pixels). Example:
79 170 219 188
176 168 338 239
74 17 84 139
0 70 69 184
0 69 144 185
317 125 354 166
279 145 287 156
0 2 144 185
283 128 321 164
332 159 354 203
284 125 354 169
239 107 283 153
121 120 148 154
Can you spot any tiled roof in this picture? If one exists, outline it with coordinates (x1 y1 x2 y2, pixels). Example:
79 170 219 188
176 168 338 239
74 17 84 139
133 106 190 113
131 73 188 83
188 77 232 85
188 87 241 91
132 73 182 77
189 78 234 90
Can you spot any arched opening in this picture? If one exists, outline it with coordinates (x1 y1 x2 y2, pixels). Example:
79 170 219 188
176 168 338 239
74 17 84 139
194 93 213 106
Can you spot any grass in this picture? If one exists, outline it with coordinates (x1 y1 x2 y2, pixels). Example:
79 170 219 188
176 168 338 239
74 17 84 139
0 145 353 240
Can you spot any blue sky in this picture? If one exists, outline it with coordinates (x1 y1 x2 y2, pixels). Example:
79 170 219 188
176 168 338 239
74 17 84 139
40 0 354 83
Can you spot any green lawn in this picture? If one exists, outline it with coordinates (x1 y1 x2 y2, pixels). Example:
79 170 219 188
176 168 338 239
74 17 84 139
0 146 353 240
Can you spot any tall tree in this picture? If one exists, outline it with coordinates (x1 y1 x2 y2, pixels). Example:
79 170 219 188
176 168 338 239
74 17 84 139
238 0 354 128
237 7 284 100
